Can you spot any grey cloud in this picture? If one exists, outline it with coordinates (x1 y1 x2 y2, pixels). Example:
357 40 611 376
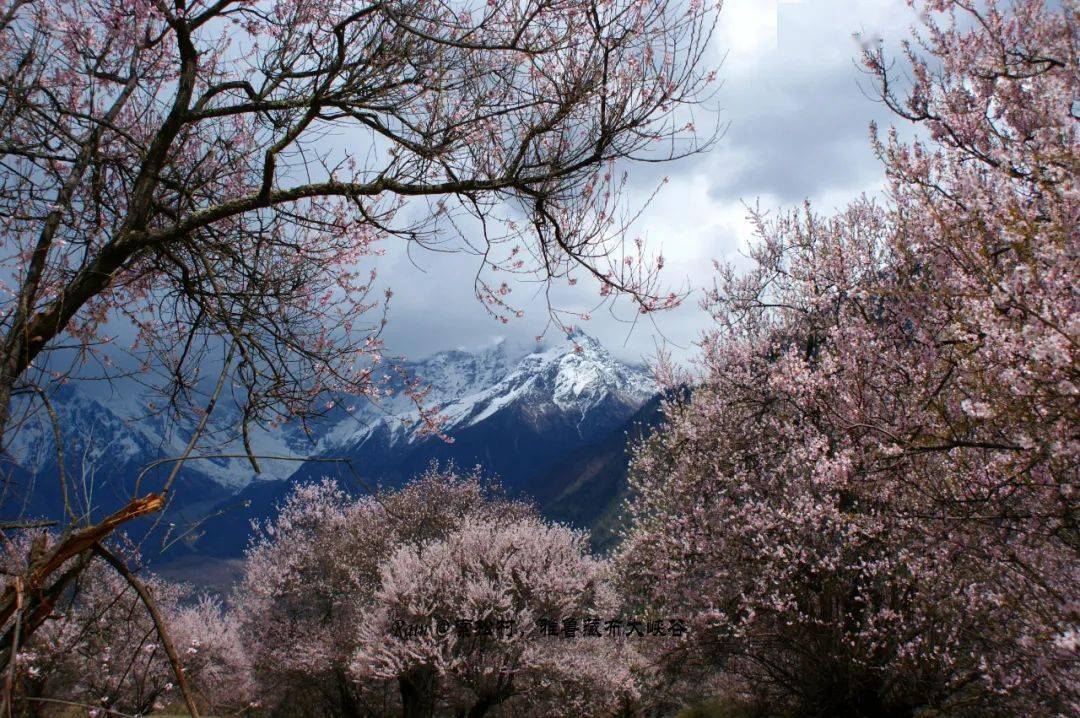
709 69 889 204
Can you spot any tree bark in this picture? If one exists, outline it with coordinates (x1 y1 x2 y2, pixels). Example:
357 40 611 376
466 698 493 718
399 666 437 718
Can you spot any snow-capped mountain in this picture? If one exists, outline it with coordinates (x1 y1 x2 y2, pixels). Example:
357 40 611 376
428 330 654 433
320 329 654 454
2 373 325 538
313 336 524 450
191 330 658 556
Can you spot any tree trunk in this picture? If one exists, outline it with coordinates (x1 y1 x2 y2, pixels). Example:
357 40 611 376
399 666 436 718
466 698 493 718
335 669 368 718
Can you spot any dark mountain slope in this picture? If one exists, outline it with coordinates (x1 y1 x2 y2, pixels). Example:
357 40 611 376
533 392 669 551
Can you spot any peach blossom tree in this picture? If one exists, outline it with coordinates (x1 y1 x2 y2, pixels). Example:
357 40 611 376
1 534 251 716
0 0 718 450
618 1 1078 715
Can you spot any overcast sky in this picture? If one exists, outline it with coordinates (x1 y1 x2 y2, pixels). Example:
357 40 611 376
372 0 923 367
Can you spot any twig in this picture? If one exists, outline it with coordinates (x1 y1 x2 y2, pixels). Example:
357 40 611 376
0 520 57 531
136 342 236 499
32 386 73 524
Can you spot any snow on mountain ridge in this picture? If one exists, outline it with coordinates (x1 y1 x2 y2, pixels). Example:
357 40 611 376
3 382 313 491
323 331 656 450
314 338 524 447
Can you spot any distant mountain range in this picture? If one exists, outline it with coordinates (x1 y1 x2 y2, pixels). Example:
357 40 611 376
2 331 666 572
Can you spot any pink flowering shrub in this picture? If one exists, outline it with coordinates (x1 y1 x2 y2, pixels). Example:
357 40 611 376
171 595 255 714
618 1 1078 716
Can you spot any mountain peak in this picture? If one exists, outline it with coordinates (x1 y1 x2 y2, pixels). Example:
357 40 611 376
317 332 655 449
565 325 590 340
533 327 605 357
423 332 653 435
